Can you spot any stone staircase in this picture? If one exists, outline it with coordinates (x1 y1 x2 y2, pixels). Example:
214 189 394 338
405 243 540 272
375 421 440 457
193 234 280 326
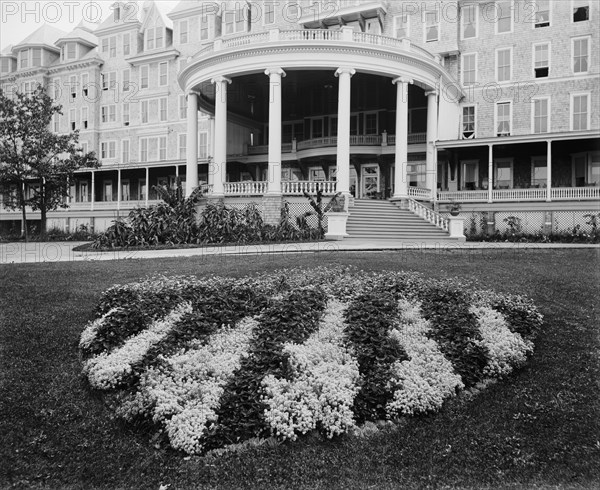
345 199 452 240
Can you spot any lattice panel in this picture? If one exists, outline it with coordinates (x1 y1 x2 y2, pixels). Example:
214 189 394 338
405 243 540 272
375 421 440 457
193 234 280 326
495 212 546 234
553 211 600 233
285 200 328 231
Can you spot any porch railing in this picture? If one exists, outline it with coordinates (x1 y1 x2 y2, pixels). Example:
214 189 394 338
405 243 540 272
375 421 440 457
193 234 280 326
281 181 337 195
437 187 600 202
297 137 337 150
407 198 449 232
408 186 431 200
552 186 600 200
492 188 547 201
223 181 268 195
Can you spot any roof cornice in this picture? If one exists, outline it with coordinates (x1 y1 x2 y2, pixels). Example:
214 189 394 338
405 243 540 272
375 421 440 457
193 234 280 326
126 48 180 66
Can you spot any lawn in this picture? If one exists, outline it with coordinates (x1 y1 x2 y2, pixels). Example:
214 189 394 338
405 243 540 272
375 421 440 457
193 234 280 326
1 249 599 489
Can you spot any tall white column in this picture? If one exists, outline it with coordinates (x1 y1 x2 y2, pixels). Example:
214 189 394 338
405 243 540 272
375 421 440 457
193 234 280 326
425 90 438 200
265 67 286 194
546 140 552 202
335 67 356 197
211 76 232 197
186 92 198 197
392 77 412 199
488 144 493 203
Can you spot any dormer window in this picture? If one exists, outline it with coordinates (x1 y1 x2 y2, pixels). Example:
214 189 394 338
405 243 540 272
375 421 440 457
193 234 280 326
223 6 247 35
32 48 41 67
66 42 76 60
19 50 28 68
114 5 120 22
146 27 164 50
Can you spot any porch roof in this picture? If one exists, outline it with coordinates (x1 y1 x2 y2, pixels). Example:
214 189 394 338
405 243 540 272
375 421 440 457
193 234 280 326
435 130 600 149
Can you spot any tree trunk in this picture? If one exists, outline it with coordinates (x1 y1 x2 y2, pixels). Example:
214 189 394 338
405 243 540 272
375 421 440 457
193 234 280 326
19 186 28 242
40 184 47 240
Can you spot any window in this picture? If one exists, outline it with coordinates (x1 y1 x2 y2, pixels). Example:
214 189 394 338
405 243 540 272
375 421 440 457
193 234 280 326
141 100 149 124
179 95 187 119
103 180 113 201
122 69 130 91
158 62 168 86
101 141 116 159
495 159 513 188
138 179 147 200
573 1 589 22
140 65 149 88
123 103 130 126
365 113 378 135
122 140 130 163
199 132 208 159
571 93 589 131
589 153 600 185
19 50 28 69
178 134 187 159
140 138 148 162
69 108 77 130
31 48 41 67
532 97 549 133
80 142 88 155
264 1 275 25
462 106 476 139
123 33 130 55
394 14 409 38
461 4 478 39
462 53 477 85
70 75 77 99
531 157 547 187
496 1 512 34
200 16 209 40
53 114 59 132
180 20 188 43
534 43 549 78
81 73 89 97
109 36 116 57
424 10 439 42
159 97 167 122
159 136 167 161
101 105 116 123
155 28 164 49
572 37 590 73
101 38 108 54
102 72 116 90
223 6 247 35
81 107 88 129
65 43 76 60
496 47 512 82
496 102 511 136
461 161 479 190
533 0 550 27
146 28 155 50
408 163 426 188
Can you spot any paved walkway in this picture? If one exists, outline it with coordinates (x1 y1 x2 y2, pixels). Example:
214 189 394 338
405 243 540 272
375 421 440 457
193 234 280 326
0 239 598 264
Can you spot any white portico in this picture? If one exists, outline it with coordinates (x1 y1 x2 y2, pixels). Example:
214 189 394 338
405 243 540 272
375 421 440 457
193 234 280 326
179 27 462 222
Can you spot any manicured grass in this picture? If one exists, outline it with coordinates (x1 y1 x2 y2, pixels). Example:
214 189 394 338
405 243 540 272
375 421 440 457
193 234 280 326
1 249 599 489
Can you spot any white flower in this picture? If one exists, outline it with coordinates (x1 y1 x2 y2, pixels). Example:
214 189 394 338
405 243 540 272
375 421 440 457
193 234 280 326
79 307 119 351
470 306 534 378
262 300 360 440
83 303 192 390
386 298 464 417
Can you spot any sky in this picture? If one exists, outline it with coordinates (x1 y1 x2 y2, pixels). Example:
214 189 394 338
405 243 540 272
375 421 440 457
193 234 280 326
0 1 180 50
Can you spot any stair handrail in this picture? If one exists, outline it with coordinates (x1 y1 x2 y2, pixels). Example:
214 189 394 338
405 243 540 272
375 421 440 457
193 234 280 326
407 198 449 231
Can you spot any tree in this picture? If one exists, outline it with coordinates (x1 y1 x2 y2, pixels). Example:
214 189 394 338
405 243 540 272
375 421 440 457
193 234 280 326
0 86 99 240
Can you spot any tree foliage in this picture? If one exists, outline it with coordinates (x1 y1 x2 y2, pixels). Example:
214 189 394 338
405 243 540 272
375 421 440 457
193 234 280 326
0 86 99 239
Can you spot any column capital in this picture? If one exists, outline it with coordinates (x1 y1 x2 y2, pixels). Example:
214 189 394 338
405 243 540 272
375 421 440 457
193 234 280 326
425 89 438 97
335 67 356 78
265 67 286 78
392 76 413 86
210 75 232 85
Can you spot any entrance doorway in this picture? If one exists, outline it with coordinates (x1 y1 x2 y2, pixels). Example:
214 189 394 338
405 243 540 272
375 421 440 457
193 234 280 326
361 164 380 198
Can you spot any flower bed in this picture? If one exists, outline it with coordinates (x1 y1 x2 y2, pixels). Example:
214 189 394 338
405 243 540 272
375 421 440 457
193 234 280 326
80 267 543 455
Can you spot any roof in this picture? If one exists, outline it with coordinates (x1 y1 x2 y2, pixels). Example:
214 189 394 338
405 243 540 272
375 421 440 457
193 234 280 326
56 27 98 47
1 44 16 58
168 1 217 18
95 2 141 34
141 1 173 31
13 25 67 51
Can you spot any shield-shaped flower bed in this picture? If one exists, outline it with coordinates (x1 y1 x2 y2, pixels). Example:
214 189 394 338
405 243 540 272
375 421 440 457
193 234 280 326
79 267 543 455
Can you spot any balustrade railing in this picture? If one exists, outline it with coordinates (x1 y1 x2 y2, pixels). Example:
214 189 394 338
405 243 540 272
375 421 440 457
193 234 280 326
407 186 431 200
297 137 337 150
223 181 268 195
437 190 488 202
552 186 600 200
280 29 342 41
407 198 449 232
349 134 382 145
492 188 547 201
281 181 337 195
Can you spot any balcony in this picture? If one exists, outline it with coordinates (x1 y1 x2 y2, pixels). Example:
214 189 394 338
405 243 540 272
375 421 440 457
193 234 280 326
246 133 426 156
